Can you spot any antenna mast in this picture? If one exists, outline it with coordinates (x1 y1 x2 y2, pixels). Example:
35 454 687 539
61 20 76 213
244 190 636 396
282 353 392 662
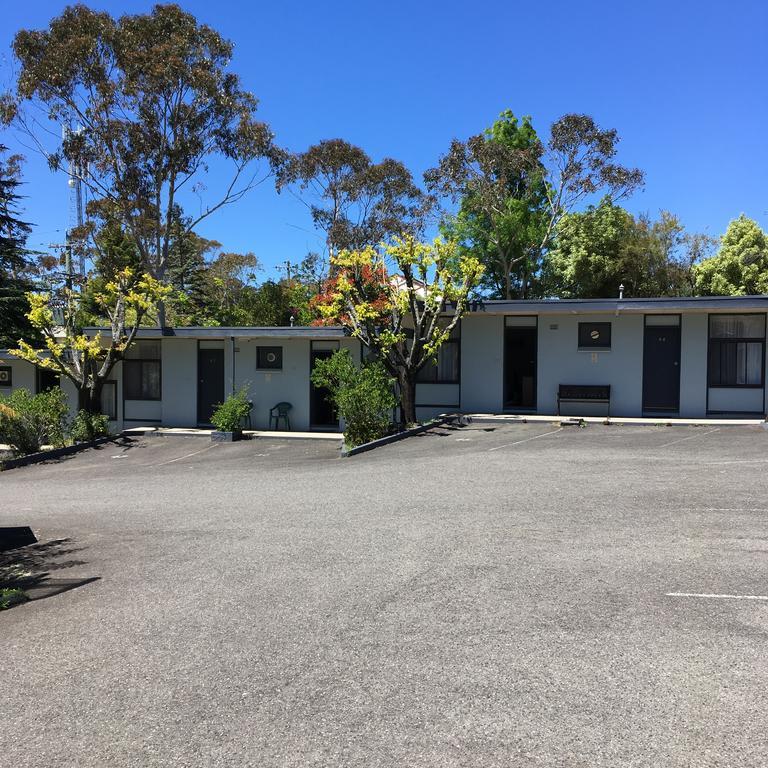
63 123 87 279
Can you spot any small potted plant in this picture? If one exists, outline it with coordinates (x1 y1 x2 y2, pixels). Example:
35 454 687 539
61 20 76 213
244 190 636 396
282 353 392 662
210 387 251 442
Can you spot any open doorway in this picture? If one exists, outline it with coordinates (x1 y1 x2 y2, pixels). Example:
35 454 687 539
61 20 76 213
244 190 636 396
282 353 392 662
504 317 537 410
310 341 340 430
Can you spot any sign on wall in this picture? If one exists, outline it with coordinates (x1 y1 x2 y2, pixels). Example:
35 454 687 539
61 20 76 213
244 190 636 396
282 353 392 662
0 366 12 387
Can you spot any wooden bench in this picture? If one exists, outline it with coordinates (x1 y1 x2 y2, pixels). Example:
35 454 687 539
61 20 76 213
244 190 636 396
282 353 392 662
557 384 611 416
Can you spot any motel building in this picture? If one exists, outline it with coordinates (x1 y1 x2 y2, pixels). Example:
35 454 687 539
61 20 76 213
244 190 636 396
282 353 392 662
1 296 767 432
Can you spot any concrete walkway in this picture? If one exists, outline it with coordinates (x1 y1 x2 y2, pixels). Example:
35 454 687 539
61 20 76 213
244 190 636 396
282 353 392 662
467 412 766 426
1 428 342 454
123 426 343 440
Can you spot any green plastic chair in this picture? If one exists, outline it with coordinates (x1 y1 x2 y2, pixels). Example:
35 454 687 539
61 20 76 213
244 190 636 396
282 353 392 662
269 401 292 431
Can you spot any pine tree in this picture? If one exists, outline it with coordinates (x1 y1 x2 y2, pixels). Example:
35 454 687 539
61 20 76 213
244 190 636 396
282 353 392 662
0 146 36 347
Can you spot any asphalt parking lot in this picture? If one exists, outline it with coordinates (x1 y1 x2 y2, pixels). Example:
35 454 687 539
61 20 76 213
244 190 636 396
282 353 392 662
1 423 767 767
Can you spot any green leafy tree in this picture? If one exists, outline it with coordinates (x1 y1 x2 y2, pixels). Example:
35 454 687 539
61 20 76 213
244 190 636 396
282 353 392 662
3 4 279 327
542 200 700 297
0 146 36 346
201 251 261 324
164 208 221 325
237 279 313 327
426 111 549 299
311 350 396 448
78 219 143 324
426 111 644 299
316 236 483 426
694 215 768 295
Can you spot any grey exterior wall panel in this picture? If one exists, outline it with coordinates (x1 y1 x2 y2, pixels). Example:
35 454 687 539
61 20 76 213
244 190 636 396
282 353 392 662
415 383 460 408
678 314 708 417
535 313 644 416
0 357 36 396
460 315 504 413
161 339 197 427
459 310 767 419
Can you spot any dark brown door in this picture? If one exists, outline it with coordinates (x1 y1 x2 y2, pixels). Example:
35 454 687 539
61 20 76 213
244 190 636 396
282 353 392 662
197 349 224 425
505 327 537 409
643 325 681 412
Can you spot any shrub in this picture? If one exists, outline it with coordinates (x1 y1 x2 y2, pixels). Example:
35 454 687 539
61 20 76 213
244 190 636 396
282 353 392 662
0 388 69 456
0 588 28 610
310 350 396 448
210 387 251 432
70 410 110 443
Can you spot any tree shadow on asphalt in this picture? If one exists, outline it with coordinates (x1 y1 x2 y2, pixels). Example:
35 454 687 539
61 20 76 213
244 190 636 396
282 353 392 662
24 435 143 469
0 537 99 606
416 423 498 438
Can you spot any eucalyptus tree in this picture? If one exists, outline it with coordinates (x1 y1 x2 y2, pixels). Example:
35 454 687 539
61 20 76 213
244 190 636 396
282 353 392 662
276 139 431 270
425 111 548 298
2 4 280 327
426 111 645 298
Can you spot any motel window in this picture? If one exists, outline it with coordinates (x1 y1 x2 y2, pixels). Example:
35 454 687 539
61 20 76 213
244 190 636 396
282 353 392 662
256 346 283 370
708 314 765 388
101 381 117 420
123 341 161 400
37 367 60 393
416 329 460 384
578 322 611 349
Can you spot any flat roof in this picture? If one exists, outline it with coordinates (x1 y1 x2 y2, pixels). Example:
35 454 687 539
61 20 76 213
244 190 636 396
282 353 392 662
81 325 349 339
471 295 768 314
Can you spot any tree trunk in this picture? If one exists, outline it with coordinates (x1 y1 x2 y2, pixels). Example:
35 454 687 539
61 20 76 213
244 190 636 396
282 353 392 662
397 368 417 427
78 379 104 415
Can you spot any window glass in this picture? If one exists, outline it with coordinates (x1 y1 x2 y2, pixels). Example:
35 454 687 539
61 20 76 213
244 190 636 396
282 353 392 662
710 315 765 339
505 316 537 327
709 340 763 387
124 360 161 399
125 340 161 359
578 322 611 349
101 381 117 419
124 360 141 398
417 342 459 383
143 361 161 397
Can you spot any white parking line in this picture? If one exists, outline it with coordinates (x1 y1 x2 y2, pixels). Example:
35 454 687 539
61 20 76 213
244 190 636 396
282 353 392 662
666 592 768 601
657 428 719 449
488 427 563 452
153 443 219 466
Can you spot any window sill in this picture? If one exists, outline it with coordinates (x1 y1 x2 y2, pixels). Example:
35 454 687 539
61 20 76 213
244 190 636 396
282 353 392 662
416 381 461 385
707 384 764 390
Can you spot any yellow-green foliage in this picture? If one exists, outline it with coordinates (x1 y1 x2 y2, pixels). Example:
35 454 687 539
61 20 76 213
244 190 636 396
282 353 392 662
10 269 171 404
694 215 768 296
315 234 483 424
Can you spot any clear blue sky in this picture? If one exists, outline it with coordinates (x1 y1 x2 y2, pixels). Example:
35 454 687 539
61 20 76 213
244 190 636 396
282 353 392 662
1 0 766 278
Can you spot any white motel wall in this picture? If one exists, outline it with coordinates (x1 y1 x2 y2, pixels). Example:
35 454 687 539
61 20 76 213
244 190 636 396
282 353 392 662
1 327 359 433
415 296 768 422
1 296 767 431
